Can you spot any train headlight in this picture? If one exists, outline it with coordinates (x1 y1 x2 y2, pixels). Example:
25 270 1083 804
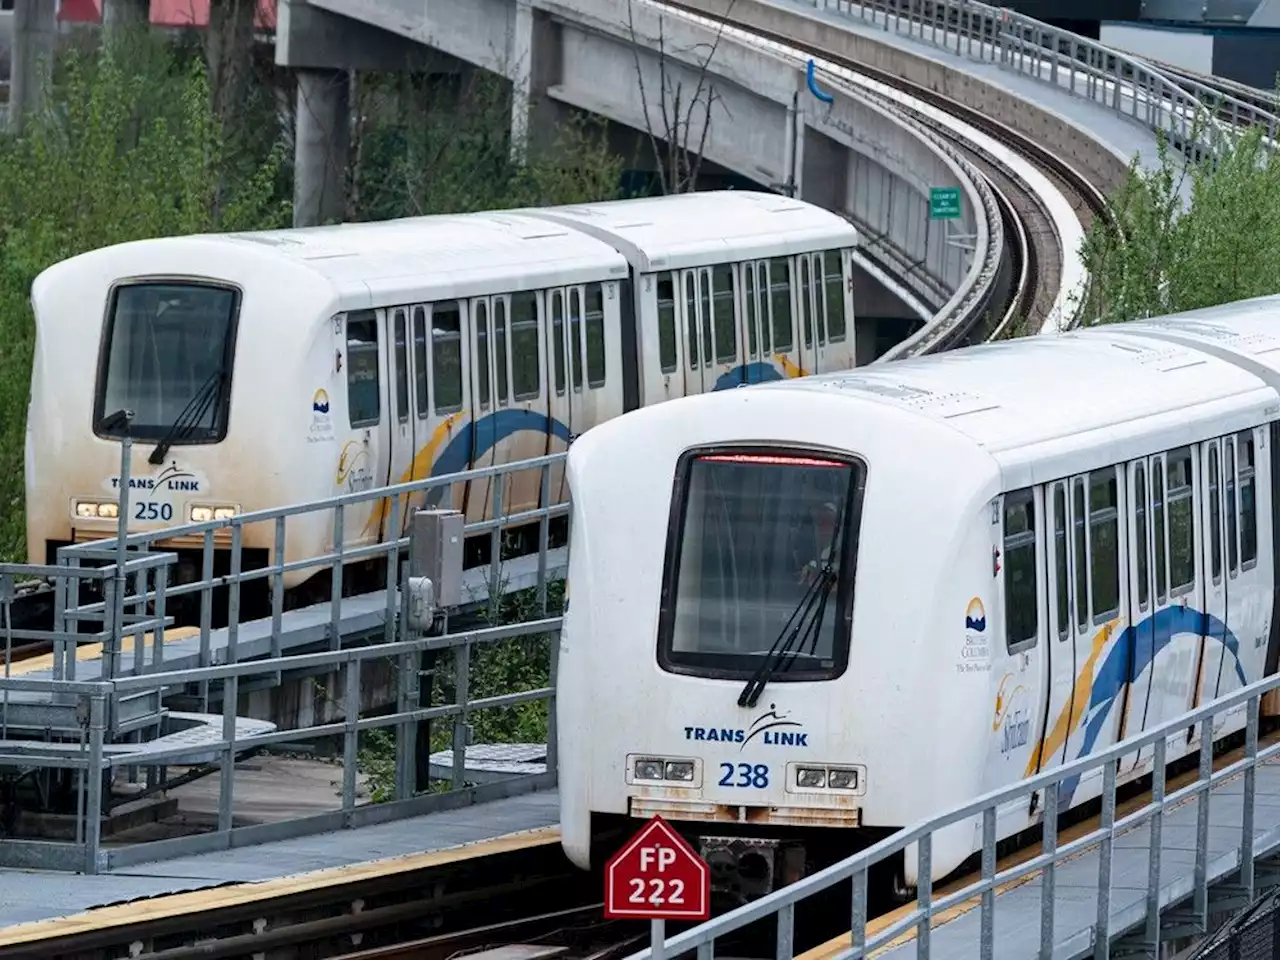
796 767 827 788
74 499 119 519
828 768 859 790
190 504 239 523
665 760 695 782
635 758 666 781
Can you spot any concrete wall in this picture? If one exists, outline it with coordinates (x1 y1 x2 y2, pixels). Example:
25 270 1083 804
675 0 1133 200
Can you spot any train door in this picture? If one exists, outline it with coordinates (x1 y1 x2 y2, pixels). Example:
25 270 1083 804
339 309 390 548
546 287 583 504
707 264 742 390
467 296 499 523
1232 429 1272 688
985 487 1043 833
416 301 471 516
795 252 835 375
381 307 418 541
822 248 855 372
678 269 711 394
504 291 551 517
766 256 803 380
741 262 765 382
1134 448 1201 768
650 273 684 403
1121 458 1156 773
1195 439 1229 733
1032 481 1079 780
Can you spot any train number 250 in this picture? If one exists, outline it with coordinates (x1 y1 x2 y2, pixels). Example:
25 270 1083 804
134 501 173 521
719 762 769 788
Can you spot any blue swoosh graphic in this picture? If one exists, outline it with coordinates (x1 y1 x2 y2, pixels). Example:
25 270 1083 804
713 362 784 392
431 409 573 477
1055 605 1247 808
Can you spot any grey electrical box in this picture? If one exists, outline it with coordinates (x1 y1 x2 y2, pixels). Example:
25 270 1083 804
409 509 463 608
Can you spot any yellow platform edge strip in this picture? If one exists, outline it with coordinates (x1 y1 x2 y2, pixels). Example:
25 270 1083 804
8 627 203 678
0 824 562 945
796 734 1278 960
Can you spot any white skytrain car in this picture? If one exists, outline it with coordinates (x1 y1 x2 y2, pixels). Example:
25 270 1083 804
558 296 1280 900
25 192 857 601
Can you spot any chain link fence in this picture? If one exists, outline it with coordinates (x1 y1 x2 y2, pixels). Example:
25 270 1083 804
1186 887 1280 960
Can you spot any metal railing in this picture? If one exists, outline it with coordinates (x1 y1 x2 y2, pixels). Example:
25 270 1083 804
0 452 570 873
629 674 1280 959
806 0 1280 155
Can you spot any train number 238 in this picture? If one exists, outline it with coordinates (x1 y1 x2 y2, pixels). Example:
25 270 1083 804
719 762 769 788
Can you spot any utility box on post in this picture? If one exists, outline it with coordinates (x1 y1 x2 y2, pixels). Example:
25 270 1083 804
409 509 463 609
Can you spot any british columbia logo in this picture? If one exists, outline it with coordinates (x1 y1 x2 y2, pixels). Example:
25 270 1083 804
965 597 987 632
684 704 808 750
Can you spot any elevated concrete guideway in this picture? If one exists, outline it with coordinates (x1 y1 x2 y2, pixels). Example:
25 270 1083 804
277 0 997 335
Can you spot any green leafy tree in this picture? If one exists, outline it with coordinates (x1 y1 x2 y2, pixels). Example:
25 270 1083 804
1077 117 1280 327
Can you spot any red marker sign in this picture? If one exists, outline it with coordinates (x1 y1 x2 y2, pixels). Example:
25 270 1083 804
604 815 711 921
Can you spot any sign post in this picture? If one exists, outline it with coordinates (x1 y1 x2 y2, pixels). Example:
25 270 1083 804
605 815 711 958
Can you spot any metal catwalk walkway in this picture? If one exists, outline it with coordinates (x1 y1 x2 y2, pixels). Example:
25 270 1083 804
637 682 1280 960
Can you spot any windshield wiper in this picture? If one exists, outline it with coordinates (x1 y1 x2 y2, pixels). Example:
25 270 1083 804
148 368 225 465
737 562 838 708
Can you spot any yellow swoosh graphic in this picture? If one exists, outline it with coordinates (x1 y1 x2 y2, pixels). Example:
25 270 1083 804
1023 620 1117 777
362 412 468 538
777 354 809 378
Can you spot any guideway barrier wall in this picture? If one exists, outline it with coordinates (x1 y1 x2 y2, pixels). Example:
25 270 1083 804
624 675 1280 960
0 446 569 875
682 0 1280 160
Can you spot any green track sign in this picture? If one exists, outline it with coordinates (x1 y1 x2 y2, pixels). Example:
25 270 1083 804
929 186 962 220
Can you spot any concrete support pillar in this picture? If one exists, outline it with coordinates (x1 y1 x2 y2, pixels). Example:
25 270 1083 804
9 0 57 136
783 90 806 198
293 68 350 228
509 0 534 162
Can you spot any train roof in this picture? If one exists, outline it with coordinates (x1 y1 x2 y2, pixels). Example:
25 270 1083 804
219 211 631 305
762 296 1280 487
34 210 632 313
520 191 858 272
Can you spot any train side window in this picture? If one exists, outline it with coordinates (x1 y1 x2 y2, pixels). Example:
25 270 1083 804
824 250 847 342
431 302 463 415
1209 445 1222 583
799 256 813 349
1226 439 1238 576
699 271 712 370
684 273 699 370
770 258 793 351
1153 462 1168 602
1135 463 1149 609
758 263 773 355
393 308 409 424
1003 488 1038 652
346 311 380 428
494 297 509 406
585 283 607 388
712 265 737 364
1073 478 1088 630
412 306 429 419
744 265 758 360
551 290 566 396
1053 483 1068 639
1089 467 1119 622
569 287 584 391
474 299 491 411
1239 431 1258 566
1167 448 1195 593
657 274 678 373
510 291 541 401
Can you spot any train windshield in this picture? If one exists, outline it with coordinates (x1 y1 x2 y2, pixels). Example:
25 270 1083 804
658 450 863 681
94 282 239 444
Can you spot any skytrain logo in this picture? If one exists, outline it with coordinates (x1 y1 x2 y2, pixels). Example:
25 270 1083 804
684 704 808 750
